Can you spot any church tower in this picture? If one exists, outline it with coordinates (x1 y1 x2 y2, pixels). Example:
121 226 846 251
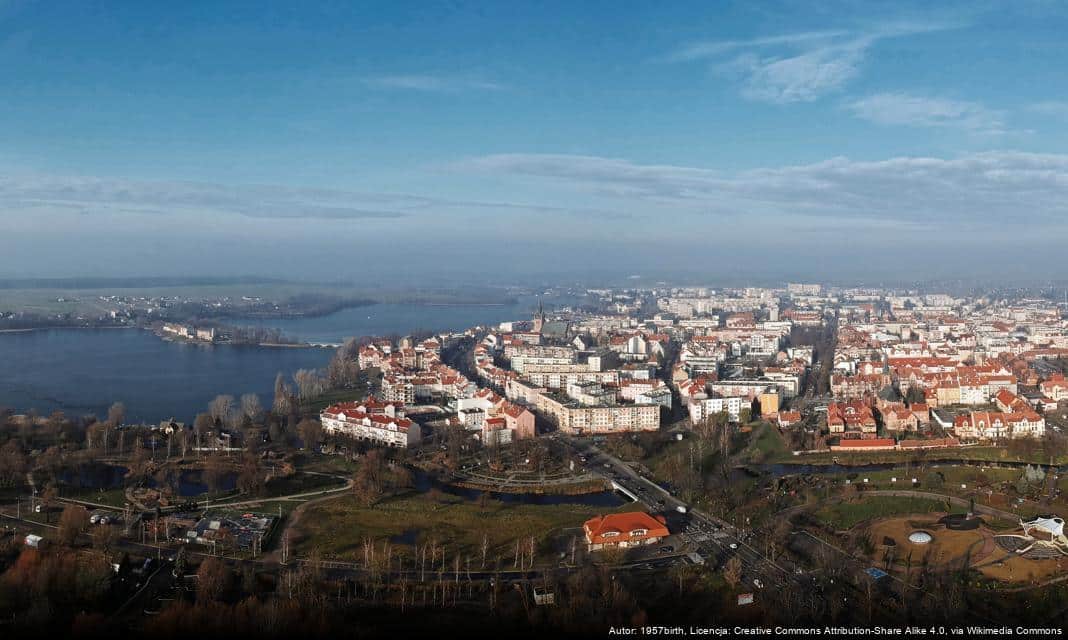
533 299 545 334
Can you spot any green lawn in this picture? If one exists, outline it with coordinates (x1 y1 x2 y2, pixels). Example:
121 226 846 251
294 490 638 564
61 486 128 508
815 496 952 530
745 422 789 462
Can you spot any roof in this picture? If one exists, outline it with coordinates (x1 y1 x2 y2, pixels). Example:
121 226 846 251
836 438 896 448
584 512 668 546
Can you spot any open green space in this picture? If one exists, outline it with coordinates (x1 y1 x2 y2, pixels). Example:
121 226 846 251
815 496 952 530
294 489 639 564
61 486 128 508
744 422 789 462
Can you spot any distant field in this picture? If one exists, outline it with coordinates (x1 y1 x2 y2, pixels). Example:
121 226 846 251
0 282 522 316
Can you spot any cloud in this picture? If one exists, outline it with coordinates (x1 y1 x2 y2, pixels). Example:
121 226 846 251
457 151 1068 228
664 30 850 62
0 176 410 220
1028 101 1068 118
665 22 961 103
362 74 504 92
0 173 622 225
845 92 1007 134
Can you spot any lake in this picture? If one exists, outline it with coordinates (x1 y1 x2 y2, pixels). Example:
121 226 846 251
0 328 334 424
0 300 544 423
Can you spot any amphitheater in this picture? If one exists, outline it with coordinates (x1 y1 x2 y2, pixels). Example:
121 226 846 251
994 516 1068 560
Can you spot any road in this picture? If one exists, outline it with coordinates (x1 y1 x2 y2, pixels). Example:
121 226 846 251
555 434 801 593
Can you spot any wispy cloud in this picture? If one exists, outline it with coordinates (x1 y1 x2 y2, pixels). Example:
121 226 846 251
362 74 504 92
0 173 618 224
1028 101 1068 118
845 92 1008 134
664 22 963 103
457 151 1068 228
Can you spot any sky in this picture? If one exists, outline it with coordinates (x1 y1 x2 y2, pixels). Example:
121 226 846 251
2 0 1068 285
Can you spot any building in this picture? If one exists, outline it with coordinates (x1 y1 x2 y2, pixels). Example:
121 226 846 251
830 438 897 452
827 400 877 435
320 402 422 447
583 512 669 551
952 411 1045 440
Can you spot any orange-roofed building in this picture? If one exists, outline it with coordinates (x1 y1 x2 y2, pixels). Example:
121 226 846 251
830 438 897 452
584 512 669 551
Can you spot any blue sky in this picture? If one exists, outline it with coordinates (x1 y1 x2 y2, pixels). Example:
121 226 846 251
2 1 1068 283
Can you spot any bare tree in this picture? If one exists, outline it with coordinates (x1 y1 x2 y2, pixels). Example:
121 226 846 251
107 402 126 427
723 557 743 588
297 418 323 451
196 556 231 601
57 504 90 546
273 373 292 415
240 393 263 424
208 395 235 426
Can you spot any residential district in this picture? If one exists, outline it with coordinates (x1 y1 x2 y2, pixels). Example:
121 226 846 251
4 283 1068 635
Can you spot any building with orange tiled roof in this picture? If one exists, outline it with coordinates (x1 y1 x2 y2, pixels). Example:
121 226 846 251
583 512 669 551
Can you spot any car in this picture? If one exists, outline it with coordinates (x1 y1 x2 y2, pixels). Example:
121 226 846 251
753 579 763 589
729 543 738 549
659 546 674 554
89 514 101 525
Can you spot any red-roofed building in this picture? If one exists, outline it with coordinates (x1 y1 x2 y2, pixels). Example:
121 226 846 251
830 438 897 452
583 512 669 551
320 402 422 447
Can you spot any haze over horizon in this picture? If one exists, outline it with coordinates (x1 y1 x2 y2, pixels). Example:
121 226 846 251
2 1 1068 284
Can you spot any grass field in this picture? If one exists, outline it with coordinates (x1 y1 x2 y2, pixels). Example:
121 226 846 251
61 486 128 508
744 422 789 462
815 496 952 530
293 489 638 564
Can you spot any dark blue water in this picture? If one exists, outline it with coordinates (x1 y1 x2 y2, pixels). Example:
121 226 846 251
0 328 332 423
59 463 237 497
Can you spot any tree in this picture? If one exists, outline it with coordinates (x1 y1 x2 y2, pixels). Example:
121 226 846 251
297 418 323 452
193 413 214 454
237 454 264 494
57 504 90 546
273 373 291 415
326 340 361 389
208 395 235 427
723 557 743 588
353 450 388 507
107 402 126 427
196 556 231 601
91 523 118 553
240 393 263 424
0 440 27 488
293 369 325 403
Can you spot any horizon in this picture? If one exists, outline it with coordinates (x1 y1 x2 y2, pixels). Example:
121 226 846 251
2 2 1068 282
